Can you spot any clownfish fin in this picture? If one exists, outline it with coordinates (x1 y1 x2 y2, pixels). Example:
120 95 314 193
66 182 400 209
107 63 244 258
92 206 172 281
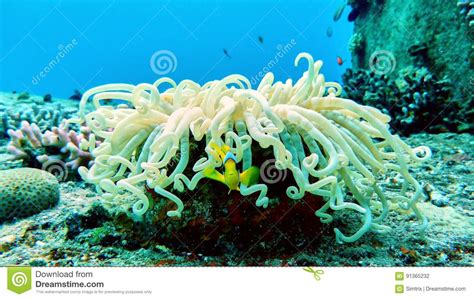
227 185 240 194
240 166 260 187
203 167 226 184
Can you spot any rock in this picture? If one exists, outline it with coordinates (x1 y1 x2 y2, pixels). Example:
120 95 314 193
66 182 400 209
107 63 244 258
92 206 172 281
429 190 450 207
0 168 60 223
0 235 17 252
30 258 48 266
438 252 449 264
65 202 111 240
17 92 30 100
348 0 473 134
342 66 456 135
43 94 52 102
69 90 82 101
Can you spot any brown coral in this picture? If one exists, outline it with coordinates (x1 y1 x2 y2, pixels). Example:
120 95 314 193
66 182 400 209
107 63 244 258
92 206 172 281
0 168 60 223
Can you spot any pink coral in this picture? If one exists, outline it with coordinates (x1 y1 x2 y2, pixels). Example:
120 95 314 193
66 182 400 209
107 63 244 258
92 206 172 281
6 120 96 173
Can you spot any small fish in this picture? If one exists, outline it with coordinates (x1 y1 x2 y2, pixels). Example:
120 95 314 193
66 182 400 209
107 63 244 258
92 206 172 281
258 36 264 44
337 56 344 65
223 48 231 58
203 142 260 193
326 26 333 38
348 8 360 22
333 1 347 22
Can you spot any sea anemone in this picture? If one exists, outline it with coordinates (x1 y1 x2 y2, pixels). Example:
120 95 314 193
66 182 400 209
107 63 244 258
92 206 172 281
69 53 431 243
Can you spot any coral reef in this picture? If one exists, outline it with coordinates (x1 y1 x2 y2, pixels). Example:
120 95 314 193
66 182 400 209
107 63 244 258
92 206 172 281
348 32 364 53
1 103 72 135
17 92 30 101
342 66 468 134
347 0 473 132
347 0 381 19
0 93 78 137
5 120 95 177
70 53 431 244
0 168 60 223
458 1 474 27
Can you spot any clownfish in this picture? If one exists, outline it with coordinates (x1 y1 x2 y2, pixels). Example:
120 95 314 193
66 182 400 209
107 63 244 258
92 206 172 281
203 142 260 193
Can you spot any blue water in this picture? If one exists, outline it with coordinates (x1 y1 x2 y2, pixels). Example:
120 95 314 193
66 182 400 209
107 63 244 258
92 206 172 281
0 0 353 98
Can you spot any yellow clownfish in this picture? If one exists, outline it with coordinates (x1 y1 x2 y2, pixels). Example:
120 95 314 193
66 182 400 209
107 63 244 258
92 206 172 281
203 143 259 193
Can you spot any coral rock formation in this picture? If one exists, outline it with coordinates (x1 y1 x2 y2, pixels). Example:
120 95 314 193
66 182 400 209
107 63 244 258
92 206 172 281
0 168 60 223
342 66 464 134
348 0 473 133
458 1 474 27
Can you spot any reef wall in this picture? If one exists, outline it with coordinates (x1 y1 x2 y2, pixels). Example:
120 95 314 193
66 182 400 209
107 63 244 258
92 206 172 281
345 0 473 134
